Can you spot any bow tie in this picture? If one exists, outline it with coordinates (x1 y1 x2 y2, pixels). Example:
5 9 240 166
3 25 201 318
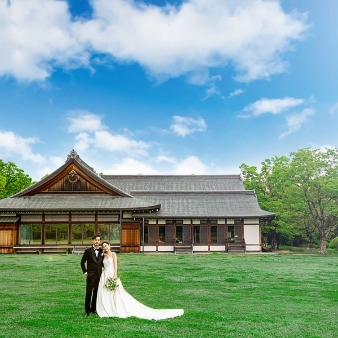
94 248 99 251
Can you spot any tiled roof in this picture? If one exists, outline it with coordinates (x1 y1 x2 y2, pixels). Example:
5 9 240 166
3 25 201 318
0 194 160 212
0 216 19 223
131 191 274 218
102 175 244 193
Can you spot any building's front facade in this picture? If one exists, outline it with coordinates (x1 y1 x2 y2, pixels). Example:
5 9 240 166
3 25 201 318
0 150 274 254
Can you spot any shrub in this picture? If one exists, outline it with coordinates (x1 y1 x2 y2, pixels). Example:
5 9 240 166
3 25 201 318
328 237 338 249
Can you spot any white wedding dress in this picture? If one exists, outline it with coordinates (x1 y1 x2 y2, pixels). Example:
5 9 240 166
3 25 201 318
96 257 184 320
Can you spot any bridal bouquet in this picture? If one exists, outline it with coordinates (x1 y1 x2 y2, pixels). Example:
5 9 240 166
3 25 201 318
105 277 119 291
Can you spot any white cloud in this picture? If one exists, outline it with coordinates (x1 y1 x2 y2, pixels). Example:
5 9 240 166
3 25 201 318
68 112 150 155
172 156 208 174
0 0 308 83
155 155 177 164
0 0 89 82
103 158 160 175
243 97 304 117
35 156 64 181
329 102 338 115
0 130 45 163
170 115 206 137
68 112 104 132
279 108 315 138
103 155 210 175
93 130 149 155
229 88 244 98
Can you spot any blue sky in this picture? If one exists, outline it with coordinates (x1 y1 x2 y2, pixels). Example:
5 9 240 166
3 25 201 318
0 0 338 181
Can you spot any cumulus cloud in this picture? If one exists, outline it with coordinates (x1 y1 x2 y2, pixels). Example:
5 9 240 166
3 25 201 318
0 130 45 163
279 108 315 138
67 112 150 155
170 115 206 137
172 155 208 174
242 97 304 117
68 111 104 132
103 158 160 175
0 0 308 83
103 155 210 175
0 0 89 82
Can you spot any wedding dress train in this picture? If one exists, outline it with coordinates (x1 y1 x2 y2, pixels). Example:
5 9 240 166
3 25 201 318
96 257 184 320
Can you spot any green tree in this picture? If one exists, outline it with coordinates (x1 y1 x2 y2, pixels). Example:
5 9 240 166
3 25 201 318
0 160 34 199
240 156 297 248
287 148 338 254
241 148 338 254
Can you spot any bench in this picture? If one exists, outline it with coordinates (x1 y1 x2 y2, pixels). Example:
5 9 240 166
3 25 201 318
174 243 193 254
14 245 73 254
72 245 120 254
72 246 89 254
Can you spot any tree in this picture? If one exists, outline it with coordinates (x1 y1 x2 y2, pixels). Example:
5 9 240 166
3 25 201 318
240 156 298 248
241 148 338 254
0 160 34 199
287 148 338 254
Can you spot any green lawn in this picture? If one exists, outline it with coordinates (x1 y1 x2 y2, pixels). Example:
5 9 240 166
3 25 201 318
1 253 337 338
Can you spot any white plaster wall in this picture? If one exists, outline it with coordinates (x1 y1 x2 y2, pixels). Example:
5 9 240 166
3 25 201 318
193 246 209 252
142 246 157 252
157 246 174 252
245 245 261 252
244 224 260 252
210 246 226 252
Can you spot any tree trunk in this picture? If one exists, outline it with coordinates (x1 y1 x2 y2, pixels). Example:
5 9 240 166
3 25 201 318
320 235 327 254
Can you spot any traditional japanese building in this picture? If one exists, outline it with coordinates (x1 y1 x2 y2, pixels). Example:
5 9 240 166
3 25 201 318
0 150 274 254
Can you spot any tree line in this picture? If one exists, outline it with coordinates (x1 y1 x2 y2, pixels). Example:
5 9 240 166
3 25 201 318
240 148 338 254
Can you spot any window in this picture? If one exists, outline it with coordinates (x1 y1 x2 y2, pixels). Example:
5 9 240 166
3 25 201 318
143 226 148 244
72 224 95 244
228 225 235 243
193 226 200 243
98 223 120 244
159 226 165 243
45 224 68 244
211 226 217 243
176 226 182 243
20 224 41 244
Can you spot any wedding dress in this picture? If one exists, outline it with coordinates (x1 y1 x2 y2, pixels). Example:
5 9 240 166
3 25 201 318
96 257 184 320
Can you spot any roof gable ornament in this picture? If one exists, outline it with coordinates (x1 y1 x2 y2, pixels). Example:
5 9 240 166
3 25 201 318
68 169 78 183
66 149 96 173
67 149 79 160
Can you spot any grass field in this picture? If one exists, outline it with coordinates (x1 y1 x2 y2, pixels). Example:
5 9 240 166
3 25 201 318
1 253 337 338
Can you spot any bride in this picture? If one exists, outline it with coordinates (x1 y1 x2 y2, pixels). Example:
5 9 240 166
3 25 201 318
96 241 184 320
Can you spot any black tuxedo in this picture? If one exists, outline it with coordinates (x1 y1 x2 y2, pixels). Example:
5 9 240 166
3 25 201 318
80 246 104 313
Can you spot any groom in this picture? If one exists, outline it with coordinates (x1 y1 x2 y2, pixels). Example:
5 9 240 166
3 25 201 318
80 234 104 317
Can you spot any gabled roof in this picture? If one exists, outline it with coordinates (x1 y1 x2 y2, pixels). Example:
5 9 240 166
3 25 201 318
14 150 132 198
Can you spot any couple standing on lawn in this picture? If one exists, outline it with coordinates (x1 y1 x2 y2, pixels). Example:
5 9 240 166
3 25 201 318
80 234 184 320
